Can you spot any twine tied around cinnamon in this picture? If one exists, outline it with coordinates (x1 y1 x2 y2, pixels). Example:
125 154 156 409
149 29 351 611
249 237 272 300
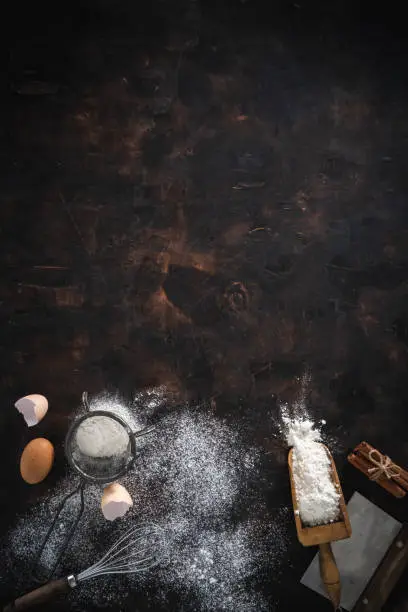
367 449 401 481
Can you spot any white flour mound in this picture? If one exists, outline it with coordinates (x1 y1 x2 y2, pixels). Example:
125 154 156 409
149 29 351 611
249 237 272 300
282 412 340 527
76 416 130 457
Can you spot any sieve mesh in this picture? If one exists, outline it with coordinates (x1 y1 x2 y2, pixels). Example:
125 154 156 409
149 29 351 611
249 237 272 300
65 411 136 483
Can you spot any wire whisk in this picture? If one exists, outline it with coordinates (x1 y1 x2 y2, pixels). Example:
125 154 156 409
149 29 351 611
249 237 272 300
78 524 162 581
4 524 163 611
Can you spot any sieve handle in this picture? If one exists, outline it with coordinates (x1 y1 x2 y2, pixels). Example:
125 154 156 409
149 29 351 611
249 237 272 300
82 391 90 410
3 578 71 611
132 424 156 439
32 483 85 582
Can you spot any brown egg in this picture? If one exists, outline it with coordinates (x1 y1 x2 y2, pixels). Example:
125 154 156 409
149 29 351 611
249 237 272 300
101 482 133 521
15 394 48 427
20 438 54 484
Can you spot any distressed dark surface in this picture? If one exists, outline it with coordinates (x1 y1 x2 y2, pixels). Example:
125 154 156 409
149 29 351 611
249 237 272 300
1 0 408 610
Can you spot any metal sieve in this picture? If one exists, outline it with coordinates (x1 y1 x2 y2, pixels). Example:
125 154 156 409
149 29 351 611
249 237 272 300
65 410 137 483
34 392 155 581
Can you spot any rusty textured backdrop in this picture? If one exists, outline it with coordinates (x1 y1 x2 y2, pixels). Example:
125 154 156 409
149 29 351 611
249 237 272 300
1 1 408 610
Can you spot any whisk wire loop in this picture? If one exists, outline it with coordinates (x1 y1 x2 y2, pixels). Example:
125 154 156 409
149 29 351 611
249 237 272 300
77 525 161 582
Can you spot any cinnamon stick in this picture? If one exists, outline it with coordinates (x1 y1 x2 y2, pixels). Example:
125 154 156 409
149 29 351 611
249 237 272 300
355 442 408 491
347 452 406 498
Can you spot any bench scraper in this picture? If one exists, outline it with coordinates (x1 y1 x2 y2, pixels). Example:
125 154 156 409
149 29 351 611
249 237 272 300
301 492 408 611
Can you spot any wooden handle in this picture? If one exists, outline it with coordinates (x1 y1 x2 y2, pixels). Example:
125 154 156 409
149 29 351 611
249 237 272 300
354 524 408 612
319 542 341 610
3 578 70 611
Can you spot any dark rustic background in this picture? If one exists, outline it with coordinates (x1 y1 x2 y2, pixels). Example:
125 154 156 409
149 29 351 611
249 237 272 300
1 0 408 610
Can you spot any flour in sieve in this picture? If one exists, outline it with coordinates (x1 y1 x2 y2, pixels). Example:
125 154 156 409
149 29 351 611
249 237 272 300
76 416 130 457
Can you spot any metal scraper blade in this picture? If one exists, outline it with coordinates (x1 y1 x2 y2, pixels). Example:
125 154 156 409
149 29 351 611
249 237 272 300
300 491 401 611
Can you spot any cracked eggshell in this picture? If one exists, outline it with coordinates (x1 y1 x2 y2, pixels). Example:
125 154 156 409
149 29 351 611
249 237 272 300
15 394 48 427
20 438 54 484
101 483 133 521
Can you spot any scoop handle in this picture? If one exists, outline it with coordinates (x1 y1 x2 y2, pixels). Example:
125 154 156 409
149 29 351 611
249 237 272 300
3 578 70 611
319 542 341 609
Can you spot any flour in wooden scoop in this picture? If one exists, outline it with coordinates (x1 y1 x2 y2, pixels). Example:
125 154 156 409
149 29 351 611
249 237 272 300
282 413 340 527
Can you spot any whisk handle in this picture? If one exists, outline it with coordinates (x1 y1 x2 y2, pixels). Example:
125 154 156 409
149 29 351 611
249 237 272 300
3 578 70 611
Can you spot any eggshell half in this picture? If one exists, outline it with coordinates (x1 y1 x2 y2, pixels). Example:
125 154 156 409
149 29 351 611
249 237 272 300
15 394 48 427
101 483 133 521
20 438 54 484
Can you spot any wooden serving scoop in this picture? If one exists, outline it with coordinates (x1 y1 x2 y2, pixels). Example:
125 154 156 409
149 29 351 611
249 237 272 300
288 444 352 610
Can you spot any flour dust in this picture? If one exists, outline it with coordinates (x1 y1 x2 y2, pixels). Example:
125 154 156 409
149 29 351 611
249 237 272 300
2 389 288 610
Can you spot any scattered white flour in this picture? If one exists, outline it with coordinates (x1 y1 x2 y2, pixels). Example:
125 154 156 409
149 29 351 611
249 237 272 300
281 409 340 527
2 389 287 611
138 410 248 517
158 521 272 611
87 392 145 433
133 386 168 418
76 416 130 458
